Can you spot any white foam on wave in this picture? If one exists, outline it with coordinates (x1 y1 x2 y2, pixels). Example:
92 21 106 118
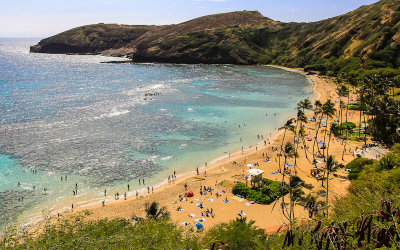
160 156 173 161
99 109 130 119
187 108 194 112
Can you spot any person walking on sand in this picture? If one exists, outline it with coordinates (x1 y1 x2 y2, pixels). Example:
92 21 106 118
136 191 138 199
184 183 188 191
102 200 105 207
124 192 127 200
147 186 150 194
104 189 107 196
196 167 199 175
152 186 154 193
128 184 130 191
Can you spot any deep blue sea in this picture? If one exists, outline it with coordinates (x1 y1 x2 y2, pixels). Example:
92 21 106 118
0 38 314 228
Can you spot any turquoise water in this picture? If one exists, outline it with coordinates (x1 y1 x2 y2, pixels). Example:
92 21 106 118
0 38 314 228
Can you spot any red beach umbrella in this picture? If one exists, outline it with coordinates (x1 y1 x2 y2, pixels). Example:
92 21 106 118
185 190 194 197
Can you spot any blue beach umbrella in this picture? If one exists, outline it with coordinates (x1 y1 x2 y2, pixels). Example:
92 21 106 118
195 222 204 230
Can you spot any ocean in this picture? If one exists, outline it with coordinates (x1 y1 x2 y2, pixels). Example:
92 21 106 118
0 38 314 228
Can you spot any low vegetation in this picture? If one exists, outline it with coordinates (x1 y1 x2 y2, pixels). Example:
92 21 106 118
232 178 287 204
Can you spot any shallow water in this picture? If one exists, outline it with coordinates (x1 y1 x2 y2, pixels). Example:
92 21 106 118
0 38 314 228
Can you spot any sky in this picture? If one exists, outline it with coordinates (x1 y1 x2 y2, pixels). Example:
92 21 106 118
0 0 379 38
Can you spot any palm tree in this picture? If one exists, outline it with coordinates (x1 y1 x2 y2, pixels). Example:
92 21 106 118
311 100 323 161
278 119 295 173
298 193 323 218
341 124 353 161
324 155 338 218
279 118 295 151
326 122 337 157
297 98 313 113
293 110 307 172
144 201 170 220
337 85 348 131
296 99 313 163
280 142 297 223
321 100 336 158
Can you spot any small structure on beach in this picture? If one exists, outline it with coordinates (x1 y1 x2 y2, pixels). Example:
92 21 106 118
247 169 264 188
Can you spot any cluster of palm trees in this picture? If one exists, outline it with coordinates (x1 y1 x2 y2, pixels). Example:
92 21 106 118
275 96 341 239
351 74 400 146
277 73 400 242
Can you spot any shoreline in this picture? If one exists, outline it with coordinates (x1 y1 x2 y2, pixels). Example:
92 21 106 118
25 65 361 233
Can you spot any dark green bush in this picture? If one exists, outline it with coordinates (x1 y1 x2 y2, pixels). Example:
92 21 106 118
201 218 267 249
232 178 287 204
346 157 373 180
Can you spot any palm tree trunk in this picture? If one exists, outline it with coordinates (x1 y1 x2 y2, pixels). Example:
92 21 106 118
312 116 323 160
293 120 300 174
326 172 329 218
322 115 329 158
342 137 347 161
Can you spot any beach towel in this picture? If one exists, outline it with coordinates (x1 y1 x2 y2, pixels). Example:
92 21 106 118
208 198 214 202
223 199 230 203
181 221 190 226
245 203 251 207
188 213 195 218
195 218 206 222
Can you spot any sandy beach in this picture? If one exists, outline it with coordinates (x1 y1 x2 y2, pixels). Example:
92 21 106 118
57 66 367 232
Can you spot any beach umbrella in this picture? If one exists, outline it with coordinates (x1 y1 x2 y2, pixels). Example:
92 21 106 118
195 222 203 230
185 190 194 197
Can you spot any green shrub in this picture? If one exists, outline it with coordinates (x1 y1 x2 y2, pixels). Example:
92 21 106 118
346 157 373 180
232 178 287 204
201 218 267 249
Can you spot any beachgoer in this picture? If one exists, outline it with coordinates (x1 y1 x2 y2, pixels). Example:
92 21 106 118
104 189 106 196
196 167 199 175
136 191 138 199
102 200 105 207
147 186 150 194
128 184 130 191
152 186 154 193
124 192 127 200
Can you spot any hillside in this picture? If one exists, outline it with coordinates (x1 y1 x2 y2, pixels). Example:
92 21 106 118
31 0 400 77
